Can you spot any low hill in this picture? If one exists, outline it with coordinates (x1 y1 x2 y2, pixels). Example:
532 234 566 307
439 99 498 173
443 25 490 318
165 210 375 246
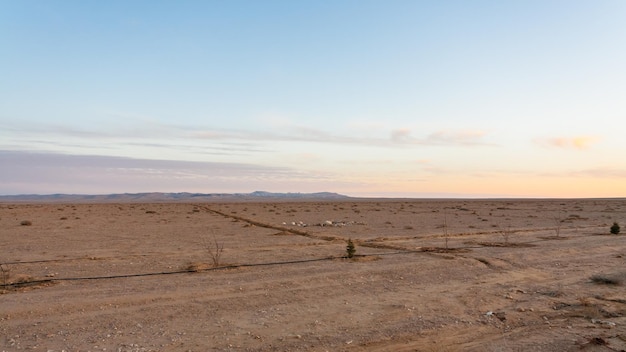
0 191 351 203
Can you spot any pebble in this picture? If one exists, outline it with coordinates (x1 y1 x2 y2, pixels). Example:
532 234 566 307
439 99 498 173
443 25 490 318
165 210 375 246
591 319 616 327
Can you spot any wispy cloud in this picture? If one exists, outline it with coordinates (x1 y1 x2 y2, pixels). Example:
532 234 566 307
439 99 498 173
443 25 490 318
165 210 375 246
389 128 490 146
536 136 600 150
566 167 626 178
191 125 366 145
426 130 489 145
534 166 626 179
2 119 183 140
390 128 413 143
2 118 493 164
188 114 491 147
0 119 270 157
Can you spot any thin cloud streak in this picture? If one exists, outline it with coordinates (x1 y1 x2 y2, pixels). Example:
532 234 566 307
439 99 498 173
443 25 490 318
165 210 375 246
390 129 491 146
425 130 490 146
3 120 493 149
535 136 600 150
542 167 626 179
192 126 492 147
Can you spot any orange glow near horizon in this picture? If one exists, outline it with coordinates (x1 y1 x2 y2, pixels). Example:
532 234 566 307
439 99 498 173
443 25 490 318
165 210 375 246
352 174 626 198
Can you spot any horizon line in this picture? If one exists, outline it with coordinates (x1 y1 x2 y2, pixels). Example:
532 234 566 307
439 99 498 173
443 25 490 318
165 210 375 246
1 191 624 201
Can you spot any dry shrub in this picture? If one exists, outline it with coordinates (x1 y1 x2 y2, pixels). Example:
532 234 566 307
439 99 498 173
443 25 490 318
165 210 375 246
577 296 592 307
590 274 623 286
0 263 10 287
587 337 608 346
20 220 32 226
351 255 381 262
11 274 35 284
205 235 224 267
498 225 515 244
185 262 211 272
476 258 491 267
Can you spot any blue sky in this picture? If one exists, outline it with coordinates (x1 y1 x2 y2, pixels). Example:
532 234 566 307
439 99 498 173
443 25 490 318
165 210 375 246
1 0 626 197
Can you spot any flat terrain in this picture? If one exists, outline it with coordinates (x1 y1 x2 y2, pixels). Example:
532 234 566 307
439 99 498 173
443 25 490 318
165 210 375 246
1 199 625 351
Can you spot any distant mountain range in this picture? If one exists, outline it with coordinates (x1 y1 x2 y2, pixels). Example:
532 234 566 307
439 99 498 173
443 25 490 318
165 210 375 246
0 191 351 203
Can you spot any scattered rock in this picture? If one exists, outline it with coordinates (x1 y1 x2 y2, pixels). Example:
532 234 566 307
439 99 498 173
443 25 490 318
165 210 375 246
591 319 616 328
588 337 608 345
494 311 506 322
288 220 365 227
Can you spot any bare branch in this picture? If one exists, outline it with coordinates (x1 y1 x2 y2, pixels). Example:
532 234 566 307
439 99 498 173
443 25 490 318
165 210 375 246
498 224 515 244
553 212 563 237
443 209 449 249
0 263 10 287
204 235 224 267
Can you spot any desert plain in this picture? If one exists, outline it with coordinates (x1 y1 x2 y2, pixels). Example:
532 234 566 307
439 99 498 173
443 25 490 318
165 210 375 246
1 198 625 351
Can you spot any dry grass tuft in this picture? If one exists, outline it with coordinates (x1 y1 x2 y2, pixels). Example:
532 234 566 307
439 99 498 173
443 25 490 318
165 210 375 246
185 262 212 272
11 274 35 284
590 274 623 286
351 255 382 262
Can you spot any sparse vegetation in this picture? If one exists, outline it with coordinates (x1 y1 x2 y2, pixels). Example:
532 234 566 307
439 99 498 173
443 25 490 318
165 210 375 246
20 220 32 226
577 296 592 307
205 235 225 267
498 225 515 244
476 258 491 267
185 262 210 272
610 222 620 235
0 263 10 288
442 209 450 249
553 213 563 237
5 200 626 349
346 239 356 258
590 274 622 286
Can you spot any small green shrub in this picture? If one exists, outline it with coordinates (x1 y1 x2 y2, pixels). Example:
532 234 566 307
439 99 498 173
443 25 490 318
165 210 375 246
610 222 620 235
346 239 356 258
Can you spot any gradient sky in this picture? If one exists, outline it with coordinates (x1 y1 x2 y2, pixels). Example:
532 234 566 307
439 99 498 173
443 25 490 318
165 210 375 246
2 0 626 197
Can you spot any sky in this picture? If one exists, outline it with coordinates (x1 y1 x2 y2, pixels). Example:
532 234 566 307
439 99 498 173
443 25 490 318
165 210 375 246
1 0 626 198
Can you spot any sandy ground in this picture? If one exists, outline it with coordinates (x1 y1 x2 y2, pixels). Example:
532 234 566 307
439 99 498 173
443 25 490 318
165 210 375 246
1 199 625 351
